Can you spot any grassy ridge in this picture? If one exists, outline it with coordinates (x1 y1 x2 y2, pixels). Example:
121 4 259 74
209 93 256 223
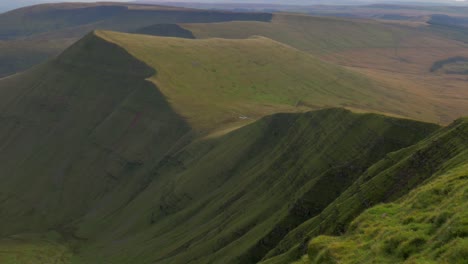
261 118 468 264
304 120 468 263
71 109 437 264
133 24 195 38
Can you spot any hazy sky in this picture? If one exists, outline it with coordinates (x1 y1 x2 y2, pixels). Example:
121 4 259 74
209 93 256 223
1 0 466 13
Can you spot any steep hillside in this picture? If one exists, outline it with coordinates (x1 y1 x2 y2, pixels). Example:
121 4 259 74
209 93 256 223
302 119 468 263
306 160 468 263
70 109 437 264
261 117 468 264
0 32 192 236
98 30 440 132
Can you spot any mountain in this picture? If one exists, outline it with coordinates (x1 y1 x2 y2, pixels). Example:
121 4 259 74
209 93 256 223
1 4 468 127
0 28 466 264
0 2 271 78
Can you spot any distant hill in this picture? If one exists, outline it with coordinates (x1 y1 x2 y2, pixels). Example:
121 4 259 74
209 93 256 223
0 2 271 77
182 13 468 124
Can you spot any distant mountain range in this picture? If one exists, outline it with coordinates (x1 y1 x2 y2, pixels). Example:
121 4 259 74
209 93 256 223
138 0 468 7
2 0 468 13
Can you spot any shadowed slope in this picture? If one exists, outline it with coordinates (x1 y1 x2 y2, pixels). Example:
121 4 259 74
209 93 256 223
0 31 191 236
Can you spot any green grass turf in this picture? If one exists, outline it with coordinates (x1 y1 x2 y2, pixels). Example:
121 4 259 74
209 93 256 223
0 232 72 264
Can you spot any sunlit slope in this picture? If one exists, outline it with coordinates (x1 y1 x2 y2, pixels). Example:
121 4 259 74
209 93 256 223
182 13 468 124
98 30 436 132
262 118 468 264
72 109 438 264
0 32 191 236
304 119 468 264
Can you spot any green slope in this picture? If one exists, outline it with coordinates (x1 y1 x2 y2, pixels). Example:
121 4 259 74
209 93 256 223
0 232 72 264
71 109 437 264
304 120 468 264
98 30 437 132
261 118 468 264
306 161 468 264
0 32 191 236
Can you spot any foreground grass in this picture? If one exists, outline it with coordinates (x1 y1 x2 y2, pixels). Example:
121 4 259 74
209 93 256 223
307 160 468 263
0 233 72 264
262 118 468 264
